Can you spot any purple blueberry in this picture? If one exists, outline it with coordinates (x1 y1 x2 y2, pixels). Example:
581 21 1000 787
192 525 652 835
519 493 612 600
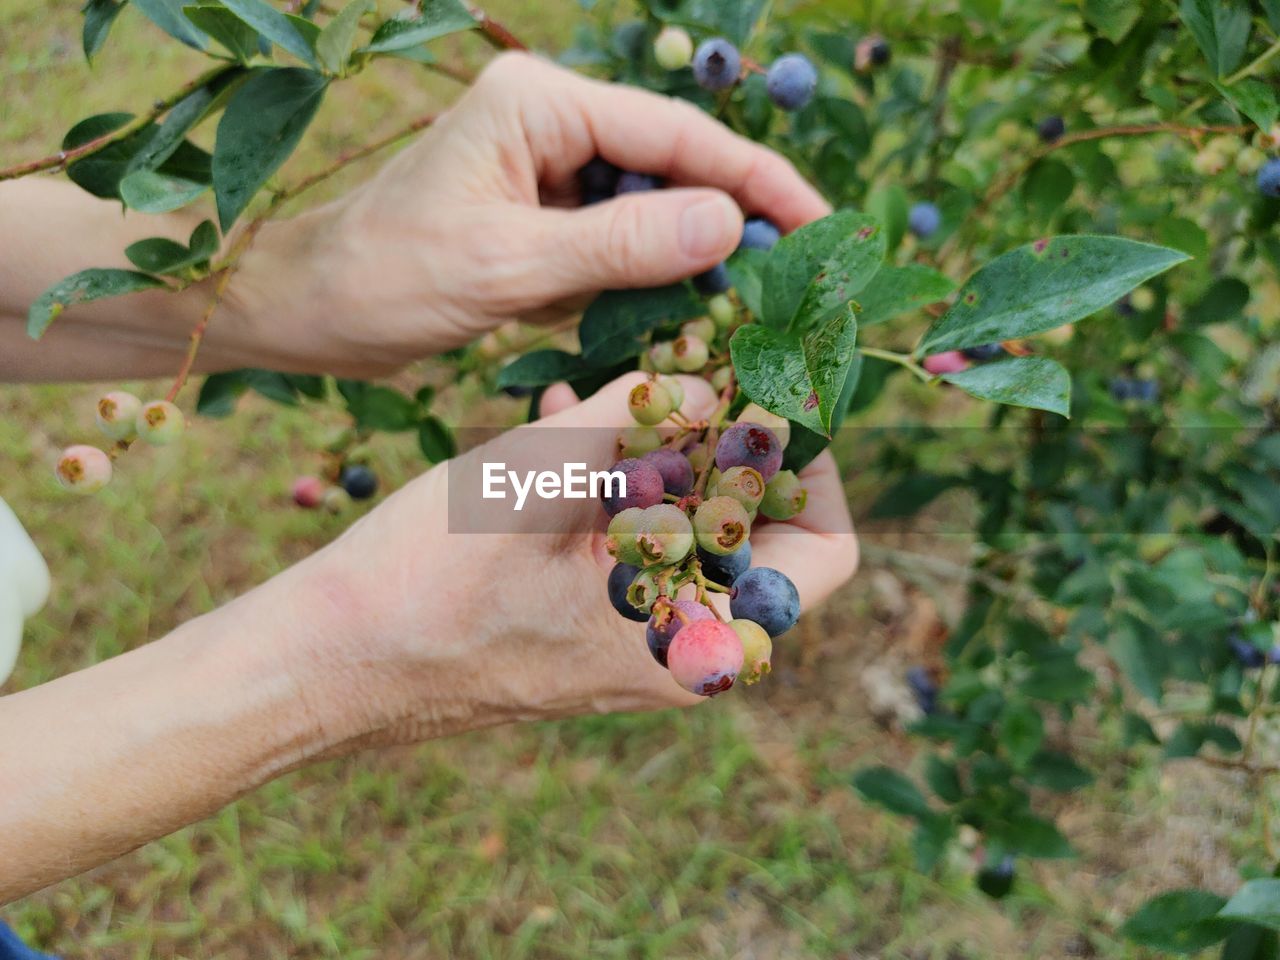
579 157 620 205
608 563 649 623
906 666 939 715
908 201 941 239
729 567 800 637
715 421 783 482
617 172 662 194
339 464 378 500
698 541 751 586
646 599 715 667
869 38 891 66
692 37 741 91
642 447 695 497
962 343 1006 362
1037 115 1065 144
1230 635 1267 670
1132 379 1159 403
601 458 665 517
1258 158 1280 197
739 217 781 251
693 262 732 295
766 54 818 111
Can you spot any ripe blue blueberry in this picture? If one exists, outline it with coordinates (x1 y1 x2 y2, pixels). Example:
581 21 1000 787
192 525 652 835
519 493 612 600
1258 158 1280 198
977 855 1016 899
339 464 378 500
642 447 695 497
716 421 783 482
1230 634 1267 669
1037 115 1065 143
693 262 732 295
906 666 939 715
739 217 781 251
616 172 662 194
692 37 741 91
698 541 751 586
608 563 649 623
729 567 800 637
869 38 891 66
1132 379 1159 403
647 598 714 667
962 343 1006 362
601 458 666 516
579 157 620 205
908 202 941 239
766 54 818 111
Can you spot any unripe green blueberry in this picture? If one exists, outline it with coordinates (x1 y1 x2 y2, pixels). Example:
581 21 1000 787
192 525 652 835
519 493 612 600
649 340 678 374
638 350 656 373
653 25 694 70
95 391 141 441
716 465 765 511
737 402 791 451
606 507 648 565
709 295 736 330
1237 145 1268 176
659 375 685 412
136 400 185 445
694 495 751 555
323 487 352 513
626 568 665 615
729 618 772 684
759 469 807 520
54 445 112 494
673 335 710 373
682 317 716 343
629 380 676 426
686 445 710 475
1130 286 1156 312
635 504 695 567
710 366 733 392
617 425 663 458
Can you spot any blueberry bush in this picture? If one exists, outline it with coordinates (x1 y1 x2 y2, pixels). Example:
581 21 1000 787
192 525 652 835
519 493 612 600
8 0 1280 952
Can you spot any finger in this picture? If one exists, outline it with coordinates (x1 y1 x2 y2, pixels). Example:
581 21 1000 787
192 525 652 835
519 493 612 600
536 188 742 294
538 382 580 419
485 54 831 231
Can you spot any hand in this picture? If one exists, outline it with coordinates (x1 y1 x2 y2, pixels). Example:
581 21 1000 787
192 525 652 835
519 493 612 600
282 373 857 747
234 52 830 377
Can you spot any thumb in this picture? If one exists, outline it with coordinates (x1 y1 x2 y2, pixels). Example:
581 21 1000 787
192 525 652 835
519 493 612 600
540 188 743 295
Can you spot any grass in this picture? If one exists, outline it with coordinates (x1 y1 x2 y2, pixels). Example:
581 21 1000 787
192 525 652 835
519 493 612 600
0 2 1256 958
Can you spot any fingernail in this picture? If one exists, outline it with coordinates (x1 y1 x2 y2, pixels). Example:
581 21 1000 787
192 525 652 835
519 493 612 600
679 194 739 260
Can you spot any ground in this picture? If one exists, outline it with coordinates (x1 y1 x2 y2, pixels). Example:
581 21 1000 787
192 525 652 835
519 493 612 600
0 2 1254 957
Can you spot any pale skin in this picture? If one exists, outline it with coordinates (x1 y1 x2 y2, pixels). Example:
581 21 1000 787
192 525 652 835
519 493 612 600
0 54 857 903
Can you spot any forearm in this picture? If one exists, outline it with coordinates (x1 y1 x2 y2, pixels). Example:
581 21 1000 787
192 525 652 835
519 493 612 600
0 560 357 903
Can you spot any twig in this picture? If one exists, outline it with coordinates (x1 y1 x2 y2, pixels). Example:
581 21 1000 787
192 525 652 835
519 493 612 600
0 64 238 182
164 113 436 400
467 6 527 51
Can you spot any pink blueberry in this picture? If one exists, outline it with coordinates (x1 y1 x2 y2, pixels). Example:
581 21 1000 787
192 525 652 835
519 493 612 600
667 619 745 696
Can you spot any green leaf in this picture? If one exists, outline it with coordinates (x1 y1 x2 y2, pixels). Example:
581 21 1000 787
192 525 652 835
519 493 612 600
346 385 419 431
28 269 164 340
1083 0 1141 41
1217 79 1280 131
1021 159 1076 220
497 350 587 389
119 170 208 213
82 0 125 60
1179 0 1252 76
317 0 373 73
197 371 250 417
125 237 199 274
866 184 908 252
213 67 329 230
923 755 964 803
1265 0 1280 31
184 5 262 60
856 264 955 327
912 815 954 871
64 113 212 200
362 0 476 53
995 812 1074 859
188 220 220 259
220 0 321 66
1122 712 1160 747
1122 890 1232 953
852 766 932 819
869 473 958 519
418 416 456 463
762 211 885 331
1221 882 1280 932
940 357 1072 417
726 248 767 320
1186 277 1251 326
1025 751 1094 791
1109 617 1165 704
133 0 211 48
579 285 704 365
672 0 767 45
919 236 1190 355
128 80 226 176
1221 924 1279 960
731 305 858 436
999 701 1045 768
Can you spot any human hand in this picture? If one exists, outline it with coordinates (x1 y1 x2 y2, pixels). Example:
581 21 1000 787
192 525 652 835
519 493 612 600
279 372 856 748
233 53 830 378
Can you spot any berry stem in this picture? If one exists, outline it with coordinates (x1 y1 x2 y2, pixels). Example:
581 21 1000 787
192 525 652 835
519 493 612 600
466 6 528 51
0 63 240 182
693 371 737 499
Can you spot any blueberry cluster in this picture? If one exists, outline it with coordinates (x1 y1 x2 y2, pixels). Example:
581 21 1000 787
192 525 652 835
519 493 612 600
54 391 187 494
602 335 807 696
292 462 379 513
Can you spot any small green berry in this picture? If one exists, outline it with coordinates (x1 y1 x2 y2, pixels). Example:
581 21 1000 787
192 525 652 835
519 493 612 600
729 618 772 684
709 295 736 330
96 391 141 441
322 486 353 514
653 25 694 70
626 568 665 614
629 381 676 426
606 508 648 566
673 335 710 373
759 469 807 520
618 425 663 458
635 504 694 567
1130 286 1156 312
136 400 185 446
55 445 112 494
694 495 751 555
659 376 685 412
649 341 678 374
710 366 733 392
716 465 765 511
682 317 716 343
